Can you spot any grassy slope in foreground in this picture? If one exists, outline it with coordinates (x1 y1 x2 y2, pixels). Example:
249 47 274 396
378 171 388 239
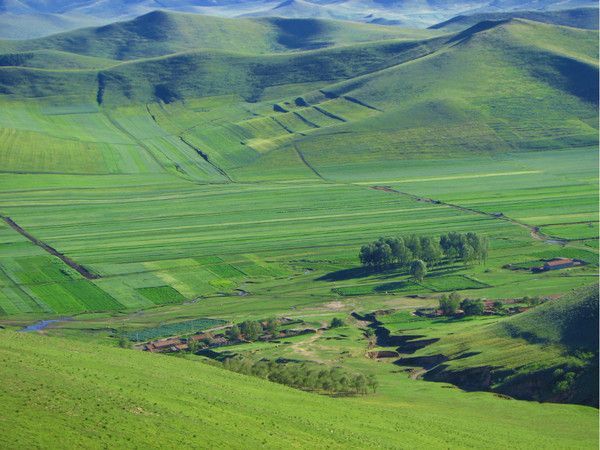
412 285 599 405
0 331 597 448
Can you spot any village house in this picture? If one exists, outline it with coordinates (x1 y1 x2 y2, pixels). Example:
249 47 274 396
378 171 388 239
531 258 582 273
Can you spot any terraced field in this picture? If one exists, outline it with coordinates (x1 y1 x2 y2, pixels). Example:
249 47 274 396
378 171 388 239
0 82 597 315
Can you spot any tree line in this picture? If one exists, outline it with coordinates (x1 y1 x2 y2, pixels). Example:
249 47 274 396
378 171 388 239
222 357 378 395
225 318 279 342
359 232 489 275
437 293 545 317
438 292 485 316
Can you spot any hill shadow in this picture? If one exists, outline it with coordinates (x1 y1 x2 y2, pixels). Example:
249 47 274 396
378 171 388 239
317 266 373 282
318 262 465 283
269 18 331 50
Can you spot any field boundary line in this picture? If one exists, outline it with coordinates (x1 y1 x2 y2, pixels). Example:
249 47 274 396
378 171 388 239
368 185 566 245
294 144 326 181
178 136 233 182
354 170 542 185
0 215 101 280
103 111 194 180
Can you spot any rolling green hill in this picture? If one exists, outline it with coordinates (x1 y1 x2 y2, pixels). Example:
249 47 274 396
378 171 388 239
0 11 433 60
1 0 597 38
405 285 599 406
0 330 597 448
430 7 599 31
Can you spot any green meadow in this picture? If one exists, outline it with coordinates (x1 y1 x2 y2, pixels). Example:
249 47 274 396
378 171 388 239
0 11 597 448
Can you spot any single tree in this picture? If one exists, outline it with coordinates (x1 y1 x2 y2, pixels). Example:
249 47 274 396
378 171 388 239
420 237 443 266
366 374 379 393
240 320 262 341
439 293 461 315
188 339 200 353
226 325 242 341
359 244 374 267
405 235 422 259
265 317 279 334
409 259 427 281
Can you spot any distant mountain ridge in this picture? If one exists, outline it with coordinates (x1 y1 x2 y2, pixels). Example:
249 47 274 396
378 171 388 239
431 7 599 31
1 0 597 38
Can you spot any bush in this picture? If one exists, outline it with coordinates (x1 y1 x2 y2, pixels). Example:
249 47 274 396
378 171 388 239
460 298 485 316
240 321 262 341
439 292 461 315
226 325 241 341
118 336 132 349
330 317 345 328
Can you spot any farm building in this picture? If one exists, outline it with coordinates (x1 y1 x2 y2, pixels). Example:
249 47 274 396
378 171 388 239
144 338 185 353
531 258 582 273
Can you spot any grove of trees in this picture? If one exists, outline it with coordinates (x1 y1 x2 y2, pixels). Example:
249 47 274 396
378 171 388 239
222 357 378 395
359 232 489 275
438 292 485 316
225 318 281 342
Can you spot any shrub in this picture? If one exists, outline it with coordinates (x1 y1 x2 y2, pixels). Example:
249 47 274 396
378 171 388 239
439 292 461 315
460 298 485 316
330 317 345 328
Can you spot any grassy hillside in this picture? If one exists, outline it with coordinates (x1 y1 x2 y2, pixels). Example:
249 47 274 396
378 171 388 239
430 7 599 31
232 19 598 174
0 11 433 59
400 285 598 405
0 330 597 448
1 0 598 39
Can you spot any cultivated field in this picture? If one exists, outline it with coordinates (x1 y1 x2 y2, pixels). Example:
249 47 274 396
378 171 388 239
0 11 597 448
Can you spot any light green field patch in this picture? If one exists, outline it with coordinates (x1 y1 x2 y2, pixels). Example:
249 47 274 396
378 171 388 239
136 285 187 306
354 170 543 185
541 222 599 240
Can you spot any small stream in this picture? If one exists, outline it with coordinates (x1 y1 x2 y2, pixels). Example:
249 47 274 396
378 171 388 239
19 318 69 332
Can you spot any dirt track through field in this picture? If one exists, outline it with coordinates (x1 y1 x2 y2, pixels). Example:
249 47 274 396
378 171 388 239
0 215 101 280
369 185 565 245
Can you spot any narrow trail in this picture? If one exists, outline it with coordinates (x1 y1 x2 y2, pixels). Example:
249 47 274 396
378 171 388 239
0 215 101 280
369 185 566 245
290 328 324 363
294 144 327 181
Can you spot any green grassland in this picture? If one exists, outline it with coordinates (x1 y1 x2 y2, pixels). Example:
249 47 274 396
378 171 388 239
0 12 597 448
380 285 599 405
0 330 597 448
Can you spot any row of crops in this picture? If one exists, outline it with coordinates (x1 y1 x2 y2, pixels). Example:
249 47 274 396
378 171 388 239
125 318 227 341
